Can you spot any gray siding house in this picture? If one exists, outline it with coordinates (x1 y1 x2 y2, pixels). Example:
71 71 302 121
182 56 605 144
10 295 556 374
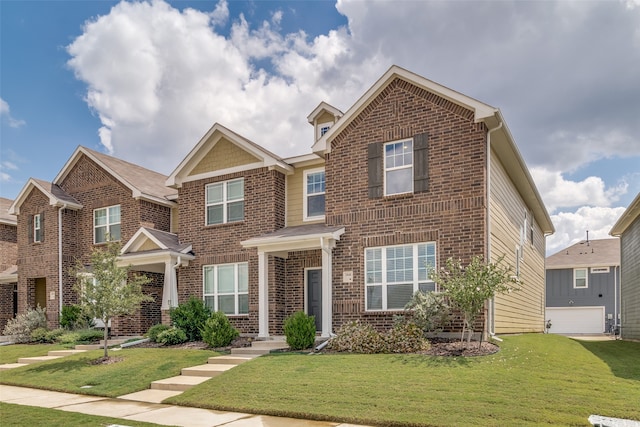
545 238 620 334
610 192 640 340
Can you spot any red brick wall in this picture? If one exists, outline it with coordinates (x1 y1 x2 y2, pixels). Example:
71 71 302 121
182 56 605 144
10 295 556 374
0 223 17 271
325 78 488 332
0 283 15 331
177 168 286 334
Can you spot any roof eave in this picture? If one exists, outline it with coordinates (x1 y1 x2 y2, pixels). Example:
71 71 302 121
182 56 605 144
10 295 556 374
610 192 640 236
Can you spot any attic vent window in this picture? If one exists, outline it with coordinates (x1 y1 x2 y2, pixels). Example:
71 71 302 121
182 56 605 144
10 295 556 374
317 122 332 139
591 267 610 274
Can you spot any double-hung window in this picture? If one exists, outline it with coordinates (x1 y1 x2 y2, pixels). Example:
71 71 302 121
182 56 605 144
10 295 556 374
33 214 42 243
384 140 413 195
94 205 121 243
573 268 588 289
206 178 244 225
304 168 325 220
203 263 248 315
365 242 436 311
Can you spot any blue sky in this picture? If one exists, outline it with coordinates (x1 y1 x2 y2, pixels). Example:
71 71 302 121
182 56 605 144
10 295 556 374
1 0 639 255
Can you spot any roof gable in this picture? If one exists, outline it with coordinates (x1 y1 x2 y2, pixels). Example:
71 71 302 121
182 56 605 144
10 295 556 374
610 192 640 236
546 238 620 269
0 197 17 226
121 227 192 254
54 146 177 207
166 123 293 188
9 178 82 215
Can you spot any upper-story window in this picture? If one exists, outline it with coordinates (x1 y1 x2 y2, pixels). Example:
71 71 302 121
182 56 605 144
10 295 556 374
94 205 121 243
365 242 436 311
206 178 244 225
384 140 413 196
33 214 42 243
317 122 332 139
304 168 325 220
573 268 588 289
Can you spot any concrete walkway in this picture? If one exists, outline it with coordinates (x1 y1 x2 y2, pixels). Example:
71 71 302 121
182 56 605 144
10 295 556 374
0 338 369 426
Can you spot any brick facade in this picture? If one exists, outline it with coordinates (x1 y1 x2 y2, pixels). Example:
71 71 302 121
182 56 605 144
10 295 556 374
15 153 173 334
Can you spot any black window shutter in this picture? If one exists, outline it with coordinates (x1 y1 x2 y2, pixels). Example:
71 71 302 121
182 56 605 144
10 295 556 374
28 215 33 242
40 211 45 242
413 132 429 193
368 142 383 198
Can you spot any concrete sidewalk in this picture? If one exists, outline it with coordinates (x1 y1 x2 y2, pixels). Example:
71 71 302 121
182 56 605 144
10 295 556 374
0 384 366 427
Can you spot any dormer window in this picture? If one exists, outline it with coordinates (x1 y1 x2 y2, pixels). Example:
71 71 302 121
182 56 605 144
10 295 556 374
317 122 332 139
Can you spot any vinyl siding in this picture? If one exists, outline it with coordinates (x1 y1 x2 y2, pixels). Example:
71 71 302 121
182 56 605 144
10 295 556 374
189 137 260 176
621 214 640 340
286 165 325 227
490 149 546 333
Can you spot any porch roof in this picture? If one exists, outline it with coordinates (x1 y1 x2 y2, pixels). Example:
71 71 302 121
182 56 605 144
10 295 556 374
241 224 345 255
0 265 17 284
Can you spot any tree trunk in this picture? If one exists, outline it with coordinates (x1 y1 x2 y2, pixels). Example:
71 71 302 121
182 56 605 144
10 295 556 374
103 319 109 358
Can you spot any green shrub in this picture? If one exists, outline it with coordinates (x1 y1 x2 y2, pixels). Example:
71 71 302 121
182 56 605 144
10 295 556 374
201 312 239 348
59 304 94 330
404 291 451 333
57 329 103 344
57 332 81 344
170 297 211 341
147 324 170 343
284 311 316 350
156 327 188 345
31 328 65 343
327 321 387 354
2 306 47 343
385 319 431 353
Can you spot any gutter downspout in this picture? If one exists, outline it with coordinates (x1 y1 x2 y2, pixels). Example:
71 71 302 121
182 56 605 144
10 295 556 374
58 203 68 318
614 265 618 335
486 121 503 337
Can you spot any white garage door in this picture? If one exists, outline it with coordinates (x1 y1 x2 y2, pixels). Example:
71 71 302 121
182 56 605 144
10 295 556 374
545 307 605 334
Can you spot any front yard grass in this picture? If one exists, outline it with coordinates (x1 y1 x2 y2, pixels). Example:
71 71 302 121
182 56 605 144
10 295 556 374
0 347 218 397
168 334 640 427
0 343 68 364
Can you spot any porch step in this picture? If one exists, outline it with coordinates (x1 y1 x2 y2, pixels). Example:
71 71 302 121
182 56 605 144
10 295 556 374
118 389 184 403
230 347 272 355
150 375 210 391
248 339 288 350
48 349 87 356
17 355 63 364
74 337 139 351
74 344 102 350
181 363 234 377
207 354 259 365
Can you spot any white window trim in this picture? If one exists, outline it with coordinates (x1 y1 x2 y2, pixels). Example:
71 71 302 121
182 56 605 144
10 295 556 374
203 262 249 316
573 268 588 289
317 122 332 139
303 167 325 221
383 139 414 196
591 267 610 274
93 204 121 244
364 242 437 312
33 213 41 243
205 178 244 226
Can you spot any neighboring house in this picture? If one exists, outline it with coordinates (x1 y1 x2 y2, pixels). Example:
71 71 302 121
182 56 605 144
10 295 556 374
166 65 554 338
545 238 621 335
0 198 18 331
9 146 179 334
610 192 640 340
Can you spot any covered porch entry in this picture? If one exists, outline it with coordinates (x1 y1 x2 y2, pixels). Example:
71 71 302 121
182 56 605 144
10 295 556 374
119 227 195 327
242 224 344 338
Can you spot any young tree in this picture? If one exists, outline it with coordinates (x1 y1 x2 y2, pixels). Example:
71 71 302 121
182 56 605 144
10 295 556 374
430 255 519 347
73 240 152 358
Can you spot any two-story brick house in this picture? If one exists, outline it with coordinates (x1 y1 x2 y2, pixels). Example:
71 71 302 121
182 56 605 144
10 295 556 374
166 66 554 338
0 197 18 331
9 146 180 333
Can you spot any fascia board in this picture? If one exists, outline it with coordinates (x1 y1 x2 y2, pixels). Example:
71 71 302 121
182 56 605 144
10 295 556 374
610 192 640 236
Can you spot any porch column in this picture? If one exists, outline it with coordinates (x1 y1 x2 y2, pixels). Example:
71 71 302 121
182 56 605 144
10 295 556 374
258 250 269 338
321 238 333 338
161 257 178 311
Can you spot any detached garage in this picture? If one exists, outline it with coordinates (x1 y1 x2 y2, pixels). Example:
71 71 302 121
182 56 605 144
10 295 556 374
545 306 605 334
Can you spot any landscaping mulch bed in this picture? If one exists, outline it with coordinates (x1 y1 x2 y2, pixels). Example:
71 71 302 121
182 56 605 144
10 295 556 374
423 338 499 357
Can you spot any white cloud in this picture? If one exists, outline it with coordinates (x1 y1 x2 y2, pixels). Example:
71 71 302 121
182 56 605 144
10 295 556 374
531 167 628 213
209 0 229 27
0 97 26 128
546 206 626 256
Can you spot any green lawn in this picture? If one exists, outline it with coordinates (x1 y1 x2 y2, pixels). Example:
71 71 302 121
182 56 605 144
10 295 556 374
0 343 68 364
167 334 640 427
0 402 171 427
0 347 218 397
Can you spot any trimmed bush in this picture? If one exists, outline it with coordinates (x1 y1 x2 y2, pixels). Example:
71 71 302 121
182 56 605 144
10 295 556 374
385 319 430 353
147 324 170 343
31 328 65 343
57 328 104 344
170 297 211 341
59 304 94 330
201 312 239 348
156 327 188 345
327 321 387 354
404 291 451 333
2 306 47 343
284 311 316 350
